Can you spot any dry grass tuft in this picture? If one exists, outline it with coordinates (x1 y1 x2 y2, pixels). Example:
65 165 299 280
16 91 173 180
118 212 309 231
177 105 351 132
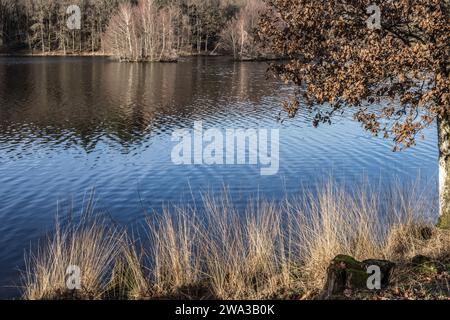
22 181 449 300
108 236 151 300
146 207 204 298
22 203 123 300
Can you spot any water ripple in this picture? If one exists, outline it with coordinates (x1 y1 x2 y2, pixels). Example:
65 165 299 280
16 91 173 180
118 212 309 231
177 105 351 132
0 56 439 298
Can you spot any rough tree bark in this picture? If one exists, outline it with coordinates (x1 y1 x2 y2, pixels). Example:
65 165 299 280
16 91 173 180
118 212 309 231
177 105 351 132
438 111 450 229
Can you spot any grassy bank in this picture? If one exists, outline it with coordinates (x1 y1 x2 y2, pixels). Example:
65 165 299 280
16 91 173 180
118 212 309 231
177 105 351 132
22 182 450 300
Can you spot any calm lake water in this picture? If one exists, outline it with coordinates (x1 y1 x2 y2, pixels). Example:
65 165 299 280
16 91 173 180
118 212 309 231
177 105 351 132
0 56 439 298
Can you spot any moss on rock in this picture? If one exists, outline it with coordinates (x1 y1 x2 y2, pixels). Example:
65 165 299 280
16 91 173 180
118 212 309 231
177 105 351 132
320 255 396 300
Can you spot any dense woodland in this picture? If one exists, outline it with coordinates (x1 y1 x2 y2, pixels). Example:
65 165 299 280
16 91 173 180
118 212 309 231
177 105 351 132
0 0 271 61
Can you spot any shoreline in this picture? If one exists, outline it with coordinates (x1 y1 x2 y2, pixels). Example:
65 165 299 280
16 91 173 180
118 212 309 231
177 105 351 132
0 52 111 58
21 185 449 301
0 50 281 63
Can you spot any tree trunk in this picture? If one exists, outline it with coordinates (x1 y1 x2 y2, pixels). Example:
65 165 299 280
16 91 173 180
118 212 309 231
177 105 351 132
41 23 45 54
437 111 450 229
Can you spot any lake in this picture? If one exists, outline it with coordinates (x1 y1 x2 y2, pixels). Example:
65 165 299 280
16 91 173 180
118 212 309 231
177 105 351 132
0 56 438 298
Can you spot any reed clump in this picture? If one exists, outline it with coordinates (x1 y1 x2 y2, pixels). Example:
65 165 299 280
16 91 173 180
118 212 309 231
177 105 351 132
22 213 122 300
22 181 449 300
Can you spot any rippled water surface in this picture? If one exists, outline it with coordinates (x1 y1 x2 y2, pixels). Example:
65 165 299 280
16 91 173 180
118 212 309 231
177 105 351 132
0 56 438 298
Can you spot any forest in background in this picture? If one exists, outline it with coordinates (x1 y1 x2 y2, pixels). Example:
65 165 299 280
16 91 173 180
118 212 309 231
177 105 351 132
0 0 271 61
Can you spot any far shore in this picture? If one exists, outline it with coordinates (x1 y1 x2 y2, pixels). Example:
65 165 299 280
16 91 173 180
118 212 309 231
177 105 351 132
0 50 283 63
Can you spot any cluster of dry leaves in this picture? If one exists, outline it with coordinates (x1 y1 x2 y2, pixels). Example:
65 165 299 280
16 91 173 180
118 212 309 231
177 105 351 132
260 0 449 150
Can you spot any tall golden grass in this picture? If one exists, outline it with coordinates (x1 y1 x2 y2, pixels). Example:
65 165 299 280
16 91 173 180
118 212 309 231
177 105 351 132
22 180 449 300
22 214 123 300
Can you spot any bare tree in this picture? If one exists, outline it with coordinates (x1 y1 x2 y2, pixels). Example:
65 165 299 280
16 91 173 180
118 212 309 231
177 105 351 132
103 0 185 62
221 0 269 60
